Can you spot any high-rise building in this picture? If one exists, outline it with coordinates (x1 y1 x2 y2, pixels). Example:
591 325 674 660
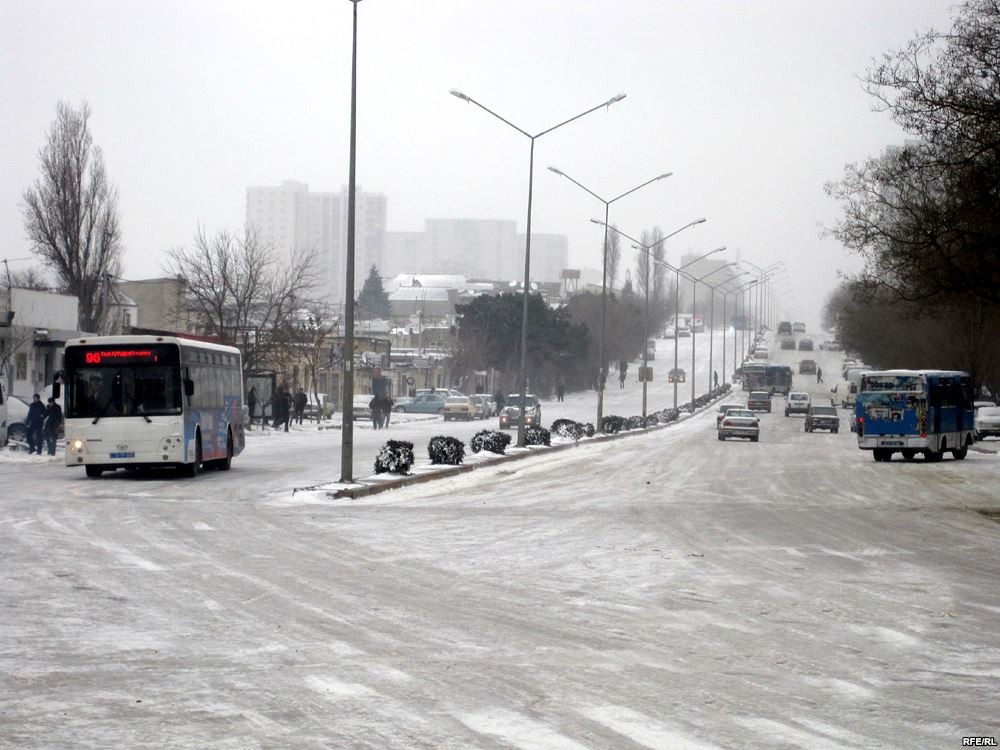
246 180 387 302
383 219 568 282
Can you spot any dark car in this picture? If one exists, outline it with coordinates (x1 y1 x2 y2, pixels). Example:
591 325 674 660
798 338 814 351
747 391 771 412
799 359 817 374
499 394 541 430
780 337 796 350
804 405 840 433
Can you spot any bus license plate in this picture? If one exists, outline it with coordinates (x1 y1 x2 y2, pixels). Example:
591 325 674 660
110 452 135 459
880 441 903 447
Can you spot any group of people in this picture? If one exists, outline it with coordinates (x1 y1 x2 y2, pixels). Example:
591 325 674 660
246 386 310 432
24 394 63 456
369 368 393 429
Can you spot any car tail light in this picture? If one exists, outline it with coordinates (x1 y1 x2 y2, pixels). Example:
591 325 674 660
752 420 759 427
722 420 732 427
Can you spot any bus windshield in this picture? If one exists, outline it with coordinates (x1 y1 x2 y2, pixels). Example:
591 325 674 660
65 344 183 419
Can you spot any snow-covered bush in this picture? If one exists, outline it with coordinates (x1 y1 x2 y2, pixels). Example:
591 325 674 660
601 415 625 434
644 415 659 428
583 422 596 437
625 415 646 430
524 425 551 446
428 435 465 465
471 429 512 454
551 419 585 441
374 440 415 474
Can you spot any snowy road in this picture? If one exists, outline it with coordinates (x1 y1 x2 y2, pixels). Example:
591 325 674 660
3 334 1000 748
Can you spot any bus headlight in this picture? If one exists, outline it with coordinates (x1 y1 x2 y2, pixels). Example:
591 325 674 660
159 436 182 452
69 438 85 454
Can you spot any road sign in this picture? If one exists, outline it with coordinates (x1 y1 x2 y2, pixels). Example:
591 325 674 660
639 366 653 382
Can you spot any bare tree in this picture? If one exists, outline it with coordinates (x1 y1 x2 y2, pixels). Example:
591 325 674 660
164 225 317 377
9 266 51 291
272 304 338 421
605 227 621 292
22 101 124 332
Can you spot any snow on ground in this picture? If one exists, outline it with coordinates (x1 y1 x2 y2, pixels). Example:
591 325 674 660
2 330 999 748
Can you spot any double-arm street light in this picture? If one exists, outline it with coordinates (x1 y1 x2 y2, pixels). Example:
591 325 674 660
592 219 707 417
450 89 626 447
548 167 672 430
691 264 743 399
711 273 750 385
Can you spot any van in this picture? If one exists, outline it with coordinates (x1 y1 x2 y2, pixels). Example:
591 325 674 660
831 379 859 409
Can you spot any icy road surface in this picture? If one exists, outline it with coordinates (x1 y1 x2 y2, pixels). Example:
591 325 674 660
2 335 999 748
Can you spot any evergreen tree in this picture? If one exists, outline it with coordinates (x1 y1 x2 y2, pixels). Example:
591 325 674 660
357 265 391 319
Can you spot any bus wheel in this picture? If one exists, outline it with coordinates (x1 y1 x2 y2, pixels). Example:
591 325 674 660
180 435 202 478
85 465 104 478
873 448 891 462
901 449 916 461
951 446 968 460
216 431 233 471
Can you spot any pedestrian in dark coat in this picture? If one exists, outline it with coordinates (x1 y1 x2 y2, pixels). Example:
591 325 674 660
380 396 393 427
494 391 505 410
294 388 308 424
43 397 63 456
369 396 383 429
247 386 258 429
26 394 47 455
280 389 292 432
618 359 628 389
817 367 823 383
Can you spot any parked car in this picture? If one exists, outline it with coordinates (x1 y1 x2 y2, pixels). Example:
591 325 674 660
645 338 656 360
798 359 817 374
471 394 493 419
753 347 769 360
416 388 464 398
747 390 772 412
663 326 676 339
718 408 760 442
716 402 745 427
443 396 476 421
804 404 840 433
676 325 692 337
797 338 814 351
499 394 541 429
668 367 686 383
393 392 449 414
820 339 842 351
974 406 1000 440
784 391 811 416
4 395 30 444
352 395 373 422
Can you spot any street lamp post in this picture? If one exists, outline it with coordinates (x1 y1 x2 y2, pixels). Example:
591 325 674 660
340 0 362 483
687 256 730 406
451 90 626 447
691 264 743 398
594 219 707 417
548 167 671 430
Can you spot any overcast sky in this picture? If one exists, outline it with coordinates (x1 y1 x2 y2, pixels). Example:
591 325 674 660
2 0 956 329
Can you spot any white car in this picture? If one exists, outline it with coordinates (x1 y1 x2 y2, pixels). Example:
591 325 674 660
676 326 692 337
974 406 1000 440
753 347 769 360
784 391 811 416
718 408 760 442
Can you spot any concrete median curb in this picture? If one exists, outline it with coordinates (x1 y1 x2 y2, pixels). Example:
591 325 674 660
300 388 734 500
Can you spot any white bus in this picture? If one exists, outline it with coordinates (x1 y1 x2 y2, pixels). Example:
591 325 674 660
58 335 245 478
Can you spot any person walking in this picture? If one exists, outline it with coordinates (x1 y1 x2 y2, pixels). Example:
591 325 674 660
380 395 393 427
817 366 823 383
26 394 47 455
279 388 292 432
618 359 628 389
556 376 566 403
43 397 63 456
294 388 308 425
246 386 258 429
713 370 719 389
369 395 383 429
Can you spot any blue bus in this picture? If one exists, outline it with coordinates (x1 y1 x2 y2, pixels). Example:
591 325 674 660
855 370 974 462
59 335 246 478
